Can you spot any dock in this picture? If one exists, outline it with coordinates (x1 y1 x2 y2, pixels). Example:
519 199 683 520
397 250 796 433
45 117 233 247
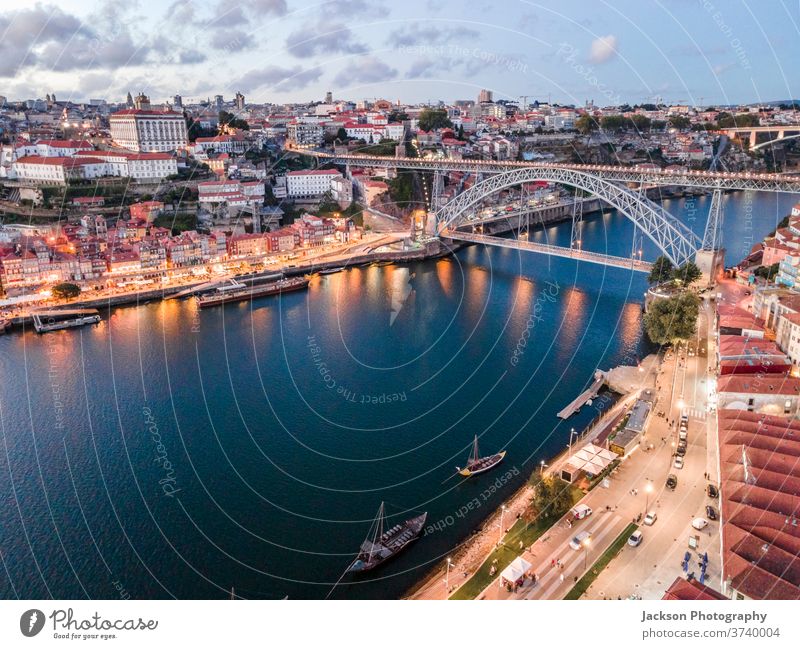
557 371 606 419
31 308 101 333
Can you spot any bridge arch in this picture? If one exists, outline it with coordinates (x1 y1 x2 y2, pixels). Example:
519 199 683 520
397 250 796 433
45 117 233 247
435 166 701 267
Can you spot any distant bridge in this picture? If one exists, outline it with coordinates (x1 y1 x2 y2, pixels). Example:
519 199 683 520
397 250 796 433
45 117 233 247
303 149 800 192
722 125 800 150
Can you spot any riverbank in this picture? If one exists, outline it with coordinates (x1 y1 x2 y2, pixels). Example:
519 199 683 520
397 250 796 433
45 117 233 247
3 237 451 331
406 356 658 600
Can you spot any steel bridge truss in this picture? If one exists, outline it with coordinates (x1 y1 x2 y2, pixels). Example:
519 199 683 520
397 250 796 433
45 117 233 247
436 166 703 267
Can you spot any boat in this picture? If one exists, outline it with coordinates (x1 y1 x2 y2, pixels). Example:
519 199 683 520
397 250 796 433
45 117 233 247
319 267 345 275
195 276 309 308
347 503 427 573
31 309 101 334
456 435 506 477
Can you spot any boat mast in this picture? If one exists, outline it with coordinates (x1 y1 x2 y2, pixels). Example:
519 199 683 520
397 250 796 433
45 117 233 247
472 435 480 464
367 502 385 563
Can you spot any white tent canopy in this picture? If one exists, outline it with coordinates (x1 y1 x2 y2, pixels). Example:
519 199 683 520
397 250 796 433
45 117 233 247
500 556 532 583
562 443 617 481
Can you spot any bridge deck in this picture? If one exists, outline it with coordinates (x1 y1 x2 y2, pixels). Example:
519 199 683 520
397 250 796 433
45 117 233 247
442 229 653 272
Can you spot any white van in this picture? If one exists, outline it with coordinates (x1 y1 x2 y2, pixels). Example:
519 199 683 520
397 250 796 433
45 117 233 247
571 504 593 520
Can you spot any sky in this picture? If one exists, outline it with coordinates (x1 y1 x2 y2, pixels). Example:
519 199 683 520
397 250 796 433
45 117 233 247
0 0 797 107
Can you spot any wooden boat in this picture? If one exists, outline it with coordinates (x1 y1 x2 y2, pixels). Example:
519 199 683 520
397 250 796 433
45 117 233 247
457 435 506 477
347 503 427 573
196 277 309 308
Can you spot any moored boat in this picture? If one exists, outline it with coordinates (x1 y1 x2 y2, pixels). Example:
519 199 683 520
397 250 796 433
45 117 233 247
31 309 101 334
319 267 345 275
347 503 427 573
456 435 506 477
196 277 309 308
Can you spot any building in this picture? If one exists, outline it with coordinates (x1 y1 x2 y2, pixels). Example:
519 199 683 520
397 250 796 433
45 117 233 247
285 169 342 198
11 156 104 184
130 201 165 222
330 176 353 206
478 89 493 104
608 391 654 456
109 108 188 152
716 374 800 417
287 122 323 147
235 92 245 111
662 577 728 600
717 409 800 599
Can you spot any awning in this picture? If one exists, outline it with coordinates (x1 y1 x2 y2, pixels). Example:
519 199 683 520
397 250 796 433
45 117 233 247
500 557 532 583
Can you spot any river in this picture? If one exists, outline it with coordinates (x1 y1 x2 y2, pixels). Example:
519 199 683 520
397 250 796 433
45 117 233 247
0 190 795 599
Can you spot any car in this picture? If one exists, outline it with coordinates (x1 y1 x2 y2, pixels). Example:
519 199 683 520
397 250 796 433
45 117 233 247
569 530 592 550
676 445 687 457
666 474 678 490
680 413 689 423
673 456 684 469
643 511 657 526
692 517 709 530
679 430 688 442
706 505 718 520
571 504 593 520
707 484 719 498
627 530 644 547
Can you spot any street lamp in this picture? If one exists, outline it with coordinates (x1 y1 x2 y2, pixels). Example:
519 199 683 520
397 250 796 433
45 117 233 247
583 537 591 570
540 460 546 476
568 428 578 454
445 556 453 592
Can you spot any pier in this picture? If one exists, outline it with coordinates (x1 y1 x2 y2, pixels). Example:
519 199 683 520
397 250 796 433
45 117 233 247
557 371 606 419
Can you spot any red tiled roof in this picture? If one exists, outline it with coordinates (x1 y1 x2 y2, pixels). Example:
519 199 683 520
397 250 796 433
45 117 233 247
717 374 800 396
717 409 800 600
662 577 728 600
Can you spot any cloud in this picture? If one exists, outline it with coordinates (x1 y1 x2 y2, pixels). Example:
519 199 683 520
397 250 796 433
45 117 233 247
712 62 736 76
321 0 385 18
334 56 397 86
210 29 255 51
246 0 288 15
286 22 367 58
206 3 249 28
178 49 207 64
588 34 618 64
388 24 479 48
236 65 322 93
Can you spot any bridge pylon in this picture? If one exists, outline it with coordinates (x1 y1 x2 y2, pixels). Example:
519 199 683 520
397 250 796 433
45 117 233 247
695 188 726 284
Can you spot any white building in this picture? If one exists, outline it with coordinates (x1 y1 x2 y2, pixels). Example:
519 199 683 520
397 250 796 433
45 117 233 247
109 109 188 152
11 156 105 184
285 169 342 198
74 150 178 181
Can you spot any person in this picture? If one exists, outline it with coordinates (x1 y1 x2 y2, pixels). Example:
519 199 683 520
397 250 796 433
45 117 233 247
560 573 565 583
551 558 555 568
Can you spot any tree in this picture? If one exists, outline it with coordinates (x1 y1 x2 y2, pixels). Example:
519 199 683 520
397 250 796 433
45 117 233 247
575 114 599 134
628 114 651 131
643 292 700 344
668 115 691 130
417 107 452 132
457 124 465 140
52 283 81 300
525 474 574 523
336 127 348 142
673 261 702 286
218 110 249 131
753 263 780 280
648 255 675 285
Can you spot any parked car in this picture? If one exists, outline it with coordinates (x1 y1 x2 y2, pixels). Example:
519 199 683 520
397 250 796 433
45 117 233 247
707 484 719 498
673 456 684 470
679 430 688 442
643 511 657 526
680 413 689 423
628 530 644 547
706 505 718 520
571 504 593 520
666 474 678 490
569 530 592 550
676 445 687 457
692 517 709 530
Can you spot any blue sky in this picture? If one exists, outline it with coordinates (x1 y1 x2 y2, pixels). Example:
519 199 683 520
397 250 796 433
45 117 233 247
0 0 797 106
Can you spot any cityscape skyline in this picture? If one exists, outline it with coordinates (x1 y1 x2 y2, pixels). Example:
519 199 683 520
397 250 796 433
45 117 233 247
0 0 798 106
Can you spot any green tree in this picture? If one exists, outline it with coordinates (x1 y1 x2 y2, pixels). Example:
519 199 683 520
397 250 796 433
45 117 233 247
218 110 249 131
643 292 700 344
575 114 599 134
457 124 465 140
417 107 453 132
668 115 691 130
526 474 574 522
52 282 81 300
673 261 702 286
648 255 675 285
628 114 651 131
336 127 348 142
600 114 626 131
753 263 780 281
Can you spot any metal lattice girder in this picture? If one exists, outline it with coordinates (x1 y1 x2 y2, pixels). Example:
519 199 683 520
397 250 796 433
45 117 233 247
307 151 800 193
435 166 702 267
701 189 724 251
431 170 444 211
